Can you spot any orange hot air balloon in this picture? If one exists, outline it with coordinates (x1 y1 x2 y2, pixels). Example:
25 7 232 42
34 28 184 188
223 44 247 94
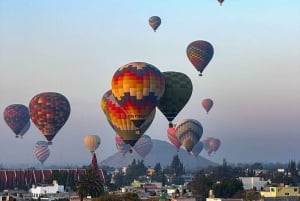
29 92 71 145
186 40 214 76
149 16 161 32
111 62 165 129
202 98 214 114
104 91 156 146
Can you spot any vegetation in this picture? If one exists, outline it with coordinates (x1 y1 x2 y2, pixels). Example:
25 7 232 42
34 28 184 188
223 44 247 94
76 169 104 201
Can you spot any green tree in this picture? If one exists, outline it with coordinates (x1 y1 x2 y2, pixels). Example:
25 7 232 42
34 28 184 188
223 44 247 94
212 178 244 198
76 169 104 201
124 160 147 185
170 154 184 176
187 171 214 200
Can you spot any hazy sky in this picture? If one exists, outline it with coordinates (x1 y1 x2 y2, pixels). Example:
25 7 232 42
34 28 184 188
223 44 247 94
1 1 300 167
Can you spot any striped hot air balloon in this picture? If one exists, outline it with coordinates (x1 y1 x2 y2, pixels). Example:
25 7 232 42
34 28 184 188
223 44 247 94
111 62 165 129
29 92 71 145
175 119 203 152
34 141 50 164
3 104 30 138
115 134 131 154
167 124 181 151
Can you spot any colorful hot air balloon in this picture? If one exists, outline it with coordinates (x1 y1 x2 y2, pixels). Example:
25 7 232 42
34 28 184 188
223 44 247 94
191 140 204 157
34 141 50 164
157 71 193 127
149 16 161 32
218 0 224 6
175 119 203 152
167 124 181 151
3 104 30 138
202 98 214 114
111 62 165 129
84 135 101 154
103 91 156 146
115 134 131 154
134 135 153 158
101 90 112 116
186 40 214 76
29 92 71 145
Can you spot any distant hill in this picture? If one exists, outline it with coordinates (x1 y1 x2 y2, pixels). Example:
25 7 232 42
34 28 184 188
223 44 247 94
100 139 218 171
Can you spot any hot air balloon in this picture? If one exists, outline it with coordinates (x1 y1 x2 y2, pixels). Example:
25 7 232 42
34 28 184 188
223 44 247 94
186 40 214 76
29 92 71 145
218 0 224 6
34 141 50 164
202 137 221 156
101 90 112 116
202 98 214 114
157 71 193 127
134 135 153 158
3 104 30 138
111 62 165 130
175 119 203 152
167 124 181 151
149 16 161 32
115 134 131 154
191 140 204 157
84 135 101 154
103 91 156 146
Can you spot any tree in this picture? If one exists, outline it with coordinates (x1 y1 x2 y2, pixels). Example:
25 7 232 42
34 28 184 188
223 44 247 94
170 154 184 177
76 169 104 201
212 178 244 198
188 171 214 201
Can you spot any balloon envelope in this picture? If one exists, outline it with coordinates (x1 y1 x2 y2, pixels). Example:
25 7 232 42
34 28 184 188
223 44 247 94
202 98 214 114
149 16 161 31
157 71 193 124
175 119 203 152
84 135 101 153
34 141 50 164
3 104 30 138
104 92 156 146
29 92 71 144
111 62 164 129
115 134 131 154
167 125 181 151
191 141 204 157
186 40 214 76
134 135 153 158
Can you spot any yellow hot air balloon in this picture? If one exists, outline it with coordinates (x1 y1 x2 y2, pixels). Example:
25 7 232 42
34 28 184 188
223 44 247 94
84 135 101 154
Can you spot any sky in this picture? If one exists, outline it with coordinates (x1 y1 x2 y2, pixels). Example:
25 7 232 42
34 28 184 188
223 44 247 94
0 0 300 167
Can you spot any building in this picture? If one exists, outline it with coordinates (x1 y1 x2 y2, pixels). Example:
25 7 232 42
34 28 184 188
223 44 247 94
29 180 64 199
260 185 299 201
239 177 269 190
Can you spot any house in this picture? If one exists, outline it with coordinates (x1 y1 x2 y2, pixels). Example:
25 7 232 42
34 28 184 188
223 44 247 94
260 185 299 201
29 180 64 199
239 177 269 190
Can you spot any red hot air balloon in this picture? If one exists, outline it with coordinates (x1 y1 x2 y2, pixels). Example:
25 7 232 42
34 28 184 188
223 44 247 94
202 98 214 114
29 92 71 145
186 40 214 76
111 62 165 130
149 16 161 32
3 104 30 138
167 125 181 151
115 134 131 154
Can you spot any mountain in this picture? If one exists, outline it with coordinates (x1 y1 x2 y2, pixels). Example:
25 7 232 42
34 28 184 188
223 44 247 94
100 139 218 171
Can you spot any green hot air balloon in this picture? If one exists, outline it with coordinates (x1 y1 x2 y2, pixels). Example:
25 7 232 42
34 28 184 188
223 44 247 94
157 71 193 127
